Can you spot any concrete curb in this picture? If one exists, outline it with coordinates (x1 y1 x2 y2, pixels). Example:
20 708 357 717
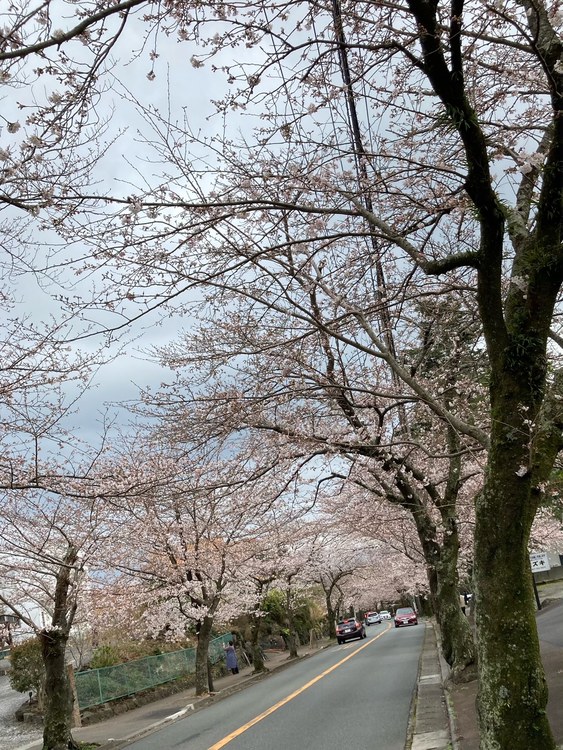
406 621 453 750
404 625 426 750
432 620 461 750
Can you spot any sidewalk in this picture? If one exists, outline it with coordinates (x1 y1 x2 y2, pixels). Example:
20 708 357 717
447 581 563 750
407 622 452 750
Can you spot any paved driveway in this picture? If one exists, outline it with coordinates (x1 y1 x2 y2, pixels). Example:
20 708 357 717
0 674 42 750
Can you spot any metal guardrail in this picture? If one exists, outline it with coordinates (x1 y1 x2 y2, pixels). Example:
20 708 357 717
75 633 232 709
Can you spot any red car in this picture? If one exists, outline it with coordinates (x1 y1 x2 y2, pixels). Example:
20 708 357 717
336 617 366 644
394 607 418 627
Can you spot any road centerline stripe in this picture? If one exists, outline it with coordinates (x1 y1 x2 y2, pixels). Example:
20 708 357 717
208 626 391 749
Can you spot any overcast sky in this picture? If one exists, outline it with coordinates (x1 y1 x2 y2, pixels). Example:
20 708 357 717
6 12 237 448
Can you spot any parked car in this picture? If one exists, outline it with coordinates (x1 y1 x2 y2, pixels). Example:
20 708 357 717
394 607 418 627
365 611 381 625
379 610 392 620
336 617 366 644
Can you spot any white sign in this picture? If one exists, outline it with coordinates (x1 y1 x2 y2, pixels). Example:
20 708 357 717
529 552 551 572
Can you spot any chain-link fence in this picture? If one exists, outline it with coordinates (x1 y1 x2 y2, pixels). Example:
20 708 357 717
75 633 232 709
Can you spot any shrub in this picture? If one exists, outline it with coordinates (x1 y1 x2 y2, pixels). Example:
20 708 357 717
9 637 45 707
89 644 120 669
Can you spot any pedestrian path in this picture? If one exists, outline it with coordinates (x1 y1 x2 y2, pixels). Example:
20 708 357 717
407 623 452 750
447 591 563 750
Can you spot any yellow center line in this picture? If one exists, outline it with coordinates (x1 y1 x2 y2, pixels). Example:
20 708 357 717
208 625 391 749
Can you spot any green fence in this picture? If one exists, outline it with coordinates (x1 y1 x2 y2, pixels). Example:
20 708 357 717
75 633 232 709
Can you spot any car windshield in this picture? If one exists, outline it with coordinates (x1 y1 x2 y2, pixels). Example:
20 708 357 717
380 611 389 615
338 620 355 626
396 607 414 615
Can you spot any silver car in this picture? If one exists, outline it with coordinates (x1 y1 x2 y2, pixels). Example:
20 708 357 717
365 611 381 625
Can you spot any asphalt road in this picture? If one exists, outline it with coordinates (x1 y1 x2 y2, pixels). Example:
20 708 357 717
537 599 563 648
122 622 424 750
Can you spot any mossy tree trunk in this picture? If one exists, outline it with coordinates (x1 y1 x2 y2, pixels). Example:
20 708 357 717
402 0 562 743
392 466 476 677
284 582 299 658
248 576 274 673
40 544 79 750
416 510 475 677
473 360 561 750
249 613 267 673
40 629 77 750
474 481 549 749
434 423 477 679
194 615 214 695
434 517 476 680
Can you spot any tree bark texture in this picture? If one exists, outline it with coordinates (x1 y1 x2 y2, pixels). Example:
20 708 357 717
285 589 299 659
474 387 555 750
195 616 213 696
40 630 77 750
40 543 79 750
325 594 337 640
434 524 476 680
404 0 562 742
410 499 476 676
249 615 267 673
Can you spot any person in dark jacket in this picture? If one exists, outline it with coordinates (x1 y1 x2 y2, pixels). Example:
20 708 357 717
224 641 239 674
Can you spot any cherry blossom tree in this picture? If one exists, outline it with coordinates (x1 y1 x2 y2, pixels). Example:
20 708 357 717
308 526 427 633
265 532 321 658
236 561 277 673
0 0 148 211
137 288 481 675
103 436 316 694
235 523 303 673
330 451 480 671
75 4 557 743
3 0 562 747
0 484 116 750
530 507 563 553
308 531 366 638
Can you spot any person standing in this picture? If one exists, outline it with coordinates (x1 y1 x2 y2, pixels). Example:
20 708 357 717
224 641 239 674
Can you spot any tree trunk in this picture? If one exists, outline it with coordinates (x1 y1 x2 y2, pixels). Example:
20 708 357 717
249 615 267 673
40 629 78 750
473 382 555 749
285 589 299 659
411 501 475 676
435 582 475 681
194 616 213 696
421 537 475 678
434 522 476 680
207 656 214 693
285 626 298 658
325 594 337 640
